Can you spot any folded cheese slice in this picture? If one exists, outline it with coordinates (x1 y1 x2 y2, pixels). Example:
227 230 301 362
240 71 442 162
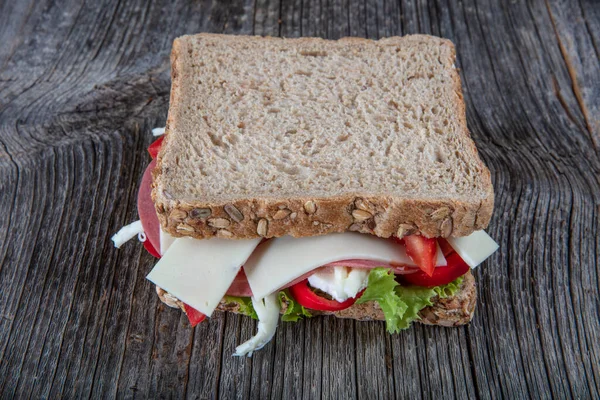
243 232 446 299
147 237 261 315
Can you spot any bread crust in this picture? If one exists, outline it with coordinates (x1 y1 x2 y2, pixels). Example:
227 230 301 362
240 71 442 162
153 33 494 240
153 194 492 239
156 270 476 327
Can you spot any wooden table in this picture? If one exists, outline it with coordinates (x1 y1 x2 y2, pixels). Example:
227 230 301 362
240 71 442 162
1 0 598 398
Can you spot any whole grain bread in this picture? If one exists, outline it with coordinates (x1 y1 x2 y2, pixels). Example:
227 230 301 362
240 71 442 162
153 33 494 240
156 270 476 327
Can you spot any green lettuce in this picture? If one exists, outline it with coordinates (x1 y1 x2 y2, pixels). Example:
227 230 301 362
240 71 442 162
356 268 463 333
223 296 259 320
279 290 312 322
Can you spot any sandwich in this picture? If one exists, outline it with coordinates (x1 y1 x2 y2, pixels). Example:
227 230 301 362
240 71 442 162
112 33 498 356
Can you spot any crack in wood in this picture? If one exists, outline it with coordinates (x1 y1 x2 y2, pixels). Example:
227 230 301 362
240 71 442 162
544 0 598 150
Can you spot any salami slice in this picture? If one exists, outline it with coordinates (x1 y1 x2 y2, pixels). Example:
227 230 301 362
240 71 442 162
324 260 419 274
137 161 161 252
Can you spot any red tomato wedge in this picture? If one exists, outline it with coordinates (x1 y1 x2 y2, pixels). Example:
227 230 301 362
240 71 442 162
400 251 469 287
289 280 363 311
148 136 164 159
183 303 206 327
401 235 437 277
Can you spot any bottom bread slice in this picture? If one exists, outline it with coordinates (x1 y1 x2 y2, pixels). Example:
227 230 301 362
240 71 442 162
156 270 476 327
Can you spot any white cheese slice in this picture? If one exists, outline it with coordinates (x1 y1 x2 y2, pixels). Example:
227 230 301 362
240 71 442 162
146 237 261 316
447 230 499 268
159 229 176 255
243 232 446 299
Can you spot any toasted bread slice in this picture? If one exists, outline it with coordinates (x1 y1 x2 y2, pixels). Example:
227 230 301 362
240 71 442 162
153 33 493 240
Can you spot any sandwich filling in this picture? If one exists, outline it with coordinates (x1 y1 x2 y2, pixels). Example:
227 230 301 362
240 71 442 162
113 135 498 356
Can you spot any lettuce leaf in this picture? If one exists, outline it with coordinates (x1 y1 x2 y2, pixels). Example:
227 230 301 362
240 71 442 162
433 278 463 298
279 290 312 322
356 268 408 331
356 268 463 333
223 296 258 320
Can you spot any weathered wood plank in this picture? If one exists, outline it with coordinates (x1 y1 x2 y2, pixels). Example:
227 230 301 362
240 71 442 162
276 320 306 398
0 0 599 399
280 0 303 38
185 312 226 399
217 314 255 398
546 0 600 148
355 321 395 399
440 0 600 397
24 142 106 400
0 159 60 398
321 317 358 399
47 136 127 399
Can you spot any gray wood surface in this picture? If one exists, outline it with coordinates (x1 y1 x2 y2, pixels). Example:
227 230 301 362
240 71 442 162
0 0 598 398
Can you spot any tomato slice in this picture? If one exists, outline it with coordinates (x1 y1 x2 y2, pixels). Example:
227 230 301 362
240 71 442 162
288 280 362 311
143 239 161 259
400 251 469 287
402 235 437 277
183 303 206 327
148 136 164 159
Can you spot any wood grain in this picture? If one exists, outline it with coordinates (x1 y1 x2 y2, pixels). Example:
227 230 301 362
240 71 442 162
0 0 598 398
